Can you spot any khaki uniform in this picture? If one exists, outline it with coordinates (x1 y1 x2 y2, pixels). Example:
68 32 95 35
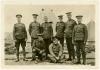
13 23 27 60
29 21 41 59
48 43 63 63
41 22 53 58
72 23 88 64
32 36 46 61
65 19 76 59
56 21 65 47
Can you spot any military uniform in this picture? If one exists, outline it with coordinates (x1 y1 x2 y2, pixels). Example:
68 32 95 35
72 15 88 64
56 15 65 47
65 18 77 60
48 43 63 63
13 21 27 61
32 34 46 61
41 22 53 58
29 21 41 60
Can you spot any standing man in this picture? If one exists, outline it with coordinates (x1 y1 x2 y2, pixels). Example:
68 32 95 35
41 16 53 59
64 12 77 61
13 14 27 62
56 15 65 47
29 14 41 61
72 15 88 64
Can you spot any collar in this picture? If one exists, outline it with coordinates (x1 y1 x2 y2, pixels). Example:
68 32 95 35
68 19 72 21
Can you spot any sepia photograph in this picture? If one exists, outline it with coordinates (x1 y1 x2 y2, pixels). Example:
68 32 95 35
4 4 95 66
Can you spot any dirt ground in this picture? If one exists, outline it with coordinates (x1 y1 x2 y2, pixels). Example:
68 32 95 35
5 43 95 66
5 51 95 66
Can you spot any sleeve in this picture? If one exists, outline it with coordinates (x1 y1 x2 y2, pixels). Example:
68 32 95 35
56 23 57 32
72 26 75 42
84 25 88 42
24 24 27 39
58 44 63 57
73 20 77 29
64 22 66 33
39 23 41 34
13 24 16 40
49 44 56 57
50 24 53 37
29 23 32 36
40 23 43 34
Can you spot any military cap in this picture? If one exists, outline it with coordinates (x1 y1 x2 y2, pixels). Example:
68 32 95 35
49 21 53 23
76 15 83 18
37 34 43 36
52 36 58 40
58 15 63 18
66 12 72 14
16 14 22 17
32 14 38 16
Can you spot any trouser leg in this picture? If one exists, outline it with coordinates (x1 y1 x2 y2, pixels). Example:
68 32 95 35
69 38 75 59
15 40 20 60
59 38 64 47
44 39 51 59
76 42 81 62
38 51 46 61
80 42 86 64
48 54 57 63
66 38 71 59
21 39 26 60
31 39 37 60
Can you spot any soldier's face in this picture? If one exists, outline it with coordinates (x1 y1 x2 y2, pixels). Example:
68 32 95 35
67 14 72 19
77 18 82 23
59 18 63 21
17 17 21 22
44 16 48 22
33 16 37 21
53 39 58 44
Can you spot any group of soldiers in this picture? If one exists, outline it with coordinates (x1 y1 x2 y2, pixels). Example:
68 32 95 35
13 12 88 65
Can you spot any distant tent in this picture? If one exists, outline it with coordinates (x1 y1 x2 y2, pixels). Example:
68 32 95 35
87 20 95 41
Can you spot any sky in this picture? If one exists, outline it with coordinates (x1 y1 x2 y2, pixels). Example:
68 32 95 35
4 5 95 33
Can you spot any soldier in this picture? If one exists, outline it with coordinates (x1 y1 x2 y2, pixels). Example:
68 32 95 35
64 12 77 61
48 36 63 63
29 14 41 61
72 15 88 64
56 15 65 47
41 16 53 59
13 14 27 62
32 34 46 63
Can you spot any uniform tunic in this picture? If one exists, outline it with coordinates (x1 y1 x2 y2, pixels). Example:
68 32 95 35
72 23 88 64
41 22 53 39
13 23 27 40
64 19 76 59
72 23 88 42
32 37 46 60
41 22 53 58
56 22 65 38
49 43 63 57
29 21 40 38
65 19 76 38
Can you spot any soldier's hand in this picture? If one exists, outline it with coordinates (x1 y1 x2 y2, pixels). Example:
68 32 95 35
51 37 53 41
72 40 75 44
25 38 27 41
56 57 59 60
40 51 43 54
84 41 86 45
